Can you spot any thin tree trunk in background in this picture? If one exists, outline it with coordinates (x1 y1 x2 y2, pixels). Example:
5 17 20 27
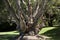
48 20 53 26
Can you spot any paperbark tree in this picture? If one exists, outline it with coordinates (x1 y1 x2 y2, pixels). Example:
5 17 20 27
3 0 48 40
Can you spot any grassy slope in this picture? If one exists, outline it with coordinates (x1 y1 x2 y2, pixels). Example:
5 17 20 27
0 27 60 40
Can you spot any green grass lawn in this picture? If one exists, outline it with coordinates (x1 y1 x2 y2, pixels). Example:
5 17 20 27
39 27 60 40
0 27 60 40
0 31 19 40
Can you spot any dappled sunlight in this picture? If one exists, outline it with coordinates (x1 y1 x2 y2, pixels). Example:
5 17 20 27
0 31 19 35
39 27 56 34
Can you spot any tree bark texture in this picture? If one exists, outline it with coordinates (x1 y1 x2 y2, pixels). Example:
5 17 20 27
3 0 48 40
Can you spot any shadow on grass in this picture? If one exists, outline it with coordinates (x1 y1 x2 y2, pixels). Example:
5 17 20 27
41 27 60 40
0 34 19 40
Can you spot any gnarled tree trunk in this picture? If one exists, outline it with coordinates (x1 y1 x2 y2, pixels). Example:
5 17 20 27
3 0 48 40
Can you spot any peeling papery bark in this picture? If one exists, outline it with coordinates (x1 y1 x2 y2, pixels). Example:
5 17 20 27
3 0 48 40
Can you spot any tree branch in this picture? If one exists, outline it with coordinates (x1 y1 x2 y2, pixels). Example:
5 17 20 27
15 0 28 22
3 0 19 22
32 0 48 28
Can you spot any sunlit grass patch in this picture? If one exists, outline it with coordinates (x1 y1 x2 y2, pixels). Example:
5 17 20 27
39 27 56 34
0 31 19 35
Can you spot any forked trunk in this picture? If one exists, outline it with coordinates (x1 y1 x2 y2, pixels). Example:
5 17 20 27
3 0 48 40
